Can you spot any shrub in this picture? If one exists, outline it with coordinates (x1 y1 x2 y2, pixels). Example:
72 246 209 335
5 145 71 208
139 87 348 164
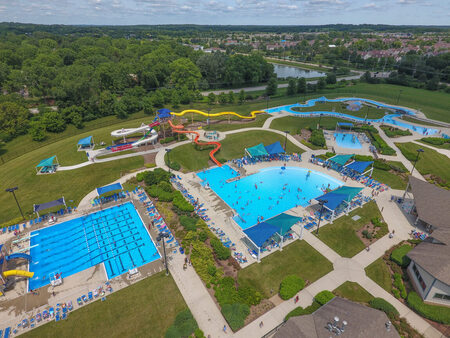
353 154 374 162
207 265 217 276
168 161 181 171
215 277 239 307
309 129 326 147
136 172 145 182
393 289 401 299
190 241 220 283
369 298 399 317
210 238 231 260
279 275 305 300
198 231 208 242
285 301 322 321
180 215 198 231
165 309 198 338
221 303 250 331
160 136 175 144
237 286 262 306
173 191 194 212
159 181 173 192
314 290 335 305
390 245 412 267
194 328 206 338
407 292 450 324
373 160 391 171
421 137 448 146
146 186 174 202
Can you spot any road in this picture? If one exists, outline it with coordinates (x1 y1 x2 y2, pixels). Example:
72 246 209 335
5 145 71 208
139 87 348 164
201 74 362 96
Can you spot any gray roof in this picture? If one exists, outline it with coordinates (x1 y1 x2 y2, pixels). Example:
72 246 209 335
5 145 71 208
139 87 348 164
409 176 450 231
407 241 450 285
274 297 400 338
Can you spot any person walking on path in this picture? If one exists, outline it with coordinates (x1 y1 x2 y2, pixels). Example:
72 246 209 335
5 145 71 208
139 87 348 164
259 321 264 328
223 325 227 333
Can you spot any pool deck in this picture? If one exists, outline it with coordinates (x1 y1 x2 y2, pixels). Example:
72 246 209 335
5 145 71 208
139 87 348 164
0 195 166 333
177 158 372 265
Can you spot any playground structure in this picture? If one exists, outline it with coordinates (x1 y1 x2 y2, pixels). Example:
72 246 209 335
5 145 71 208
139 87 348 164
204 130 220 140
168 109 266 167
0 245 33 296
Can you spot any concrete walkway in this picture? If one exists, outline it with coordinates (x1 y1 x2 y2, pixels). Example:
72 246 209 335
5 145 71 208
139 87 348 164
412 140 450 158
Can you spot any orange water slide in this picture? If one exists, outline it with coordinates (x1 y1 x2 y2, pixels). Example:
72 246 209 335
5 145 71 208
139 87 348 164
168 120 222 167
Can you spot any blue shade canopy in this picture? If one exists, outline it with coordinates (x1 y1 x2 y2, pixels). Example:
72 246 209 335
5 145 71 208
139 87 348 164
337 122 353 127
315 186 363 210
328 154 354 166
77 136 93 146
34 197 66 213
247 143 269 157
36 156 57 168
157 108 172 119
265 213 302 235
244 222 279 248
265 141 285 155
96 182 123 196
345 161 373 174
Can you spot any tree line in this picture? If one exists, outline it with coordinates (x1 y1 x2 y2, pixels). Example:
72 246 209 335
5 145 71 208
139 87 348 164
0 34 273 143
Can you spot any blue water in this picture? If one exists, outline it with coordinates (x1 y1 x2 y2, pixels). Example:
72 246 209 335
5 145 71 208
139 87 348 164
334 132 362 149
266 97 438 136
197 165 343 229
29 202 160 290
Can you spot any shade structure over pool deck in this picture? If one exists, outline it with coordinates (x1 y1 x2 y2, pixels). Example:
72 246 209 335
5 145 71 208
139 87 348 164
96 182 123 196
314 186 363 221
265 213 302 236
246 143 269 157
344 161 374 175
265 141 285 155
327 154 354 166
244 222 279 248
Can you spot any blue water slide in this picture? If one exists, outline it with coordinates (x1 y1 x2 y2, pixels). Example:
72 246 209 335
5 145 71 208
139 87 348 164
6 253 32 262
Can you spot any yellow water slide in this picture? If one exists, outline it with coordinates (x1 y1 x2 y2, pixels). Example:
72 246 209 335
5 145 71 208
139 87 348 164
3 270 34 278
170 109 266 119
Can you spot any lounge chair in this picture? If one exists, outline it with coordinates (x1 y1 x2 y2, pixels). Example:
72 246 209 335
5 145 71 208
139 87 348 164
55 314 60 322
77 297 83 306
82 295 88 303
68 301 73 311
88 291 93 300
4 327 11 338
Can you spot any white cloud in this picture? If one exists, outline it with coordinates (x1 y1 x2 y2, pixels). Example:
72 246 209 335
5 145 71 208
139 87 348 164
363 2 378 8
398 0 417 4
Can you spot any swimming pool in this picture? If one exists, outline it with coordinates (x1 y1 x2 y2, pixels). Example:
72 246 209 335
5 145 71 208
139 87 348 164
334 132 362 149
197 165 343 229
29 202 160 290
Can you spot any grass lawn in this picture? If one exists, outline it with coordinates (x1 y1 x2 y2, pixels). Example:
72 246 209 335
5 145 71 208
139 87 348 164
23 272 187 338
237 240 333 298
401 115 447 127
372 166 407 190
417 139 450 150
365 258 392 293
314 201 381 258
396 142 450 189
270 116 350 135
0 156 144 224
380 125 412 138
291 102 386 120
333 281 374 304
167 130 305 172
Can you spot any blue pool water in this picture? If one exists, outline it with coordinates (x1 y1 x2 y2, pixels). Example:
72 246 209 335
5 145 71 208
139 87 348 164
266 97 439 136
197 165 343 229
334 132 362 149
29 202 160 290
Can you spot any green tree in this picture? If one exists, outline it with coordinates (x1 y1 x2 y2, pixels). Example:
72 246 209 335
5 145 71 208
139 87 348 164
265 77 278 96
142 96 154 115
0 102 29 141
297 77 306 93
317 77 326 90
42 111 66 133
218 92 228 104
114 99 128 119
29 120 47 141
170 58 202 90
207 92 216 105
171 91 181 108
326 73 337 85
238 89 246 104
62 105 85 129
287 79 296 95
152 90 165 108
98 90 115 117
228 91 236 104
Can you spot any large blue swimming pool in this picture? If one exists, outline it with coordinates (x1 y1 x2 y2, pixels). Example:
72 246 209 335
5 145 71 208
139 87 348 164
29 202 160 290
197 165 343 229
334 132 362 149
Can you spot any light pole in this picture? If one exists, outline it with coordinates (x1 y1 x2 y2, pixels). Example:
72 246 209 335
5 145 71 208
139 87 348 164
157 232 170 276
165 148 172 175
315 199 328 235
402 148 424 200
6 187 24 219
283 130 290 152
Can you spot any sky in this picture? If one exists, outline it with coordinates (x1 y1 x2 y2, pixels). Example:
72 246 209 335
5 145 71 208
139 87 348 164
0 0 449 26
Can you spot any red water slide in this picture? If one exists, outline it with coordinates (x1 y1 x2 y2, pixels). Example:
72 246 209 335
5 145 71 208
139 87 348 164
168 120 222 167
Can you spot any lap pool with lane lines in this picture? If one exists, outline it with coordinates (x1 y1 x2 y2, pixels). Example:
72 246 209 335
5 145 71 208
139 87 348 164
29 202 160 290
197 165 343 229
